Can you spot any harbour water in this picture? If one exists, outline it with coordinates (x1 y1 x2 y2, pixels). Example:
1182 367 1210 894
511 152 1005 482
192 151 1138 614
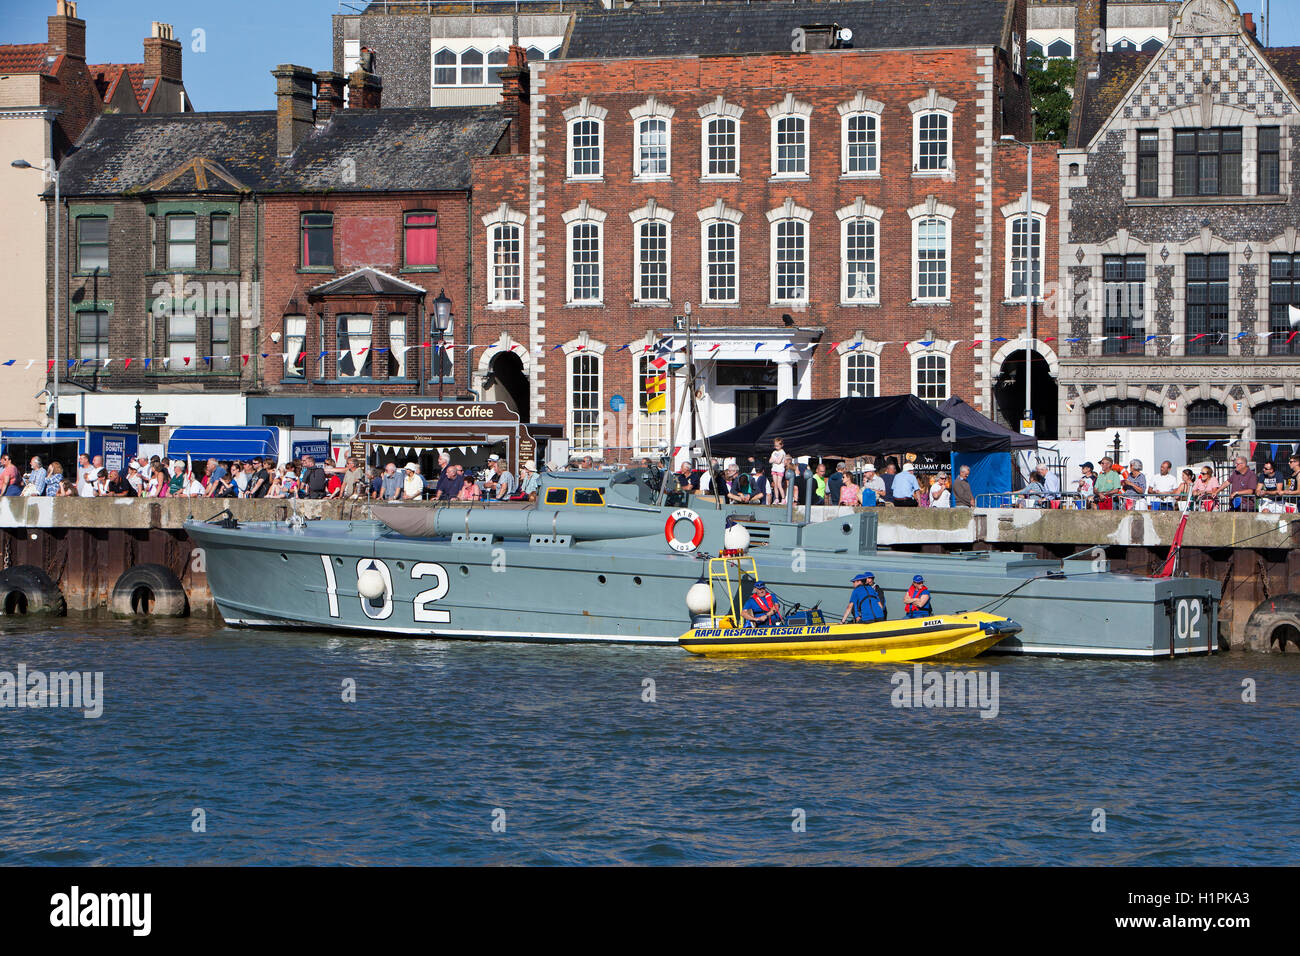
1 617 1296 866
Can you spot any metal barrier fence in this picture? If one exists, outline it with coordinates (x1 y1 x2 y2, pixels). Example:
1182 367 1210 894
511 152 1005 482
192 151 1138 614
974 488 1300 513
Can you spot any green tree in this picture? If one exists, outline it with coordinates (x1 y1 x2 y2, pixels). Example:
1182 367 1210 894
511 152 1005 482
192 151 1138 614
1029 54 1076 142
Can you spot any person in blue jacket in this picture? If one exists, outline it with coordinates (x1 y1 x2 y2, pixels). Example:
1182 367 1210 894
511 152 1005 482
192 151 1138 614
904 575 934 618
841 571 887 624
741 581 783 628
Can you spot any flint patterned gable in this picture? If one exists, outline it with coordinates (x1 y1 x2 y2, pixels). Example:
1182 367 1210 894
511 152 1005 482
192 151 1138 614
1057 0 1300 446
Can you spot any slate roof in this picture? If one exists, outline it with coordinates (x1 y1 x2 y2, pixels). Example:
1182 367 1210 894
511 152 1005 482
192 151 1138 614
55 105 510 197
563 0 1012 59
308 267 427 297
1069 49 1157 148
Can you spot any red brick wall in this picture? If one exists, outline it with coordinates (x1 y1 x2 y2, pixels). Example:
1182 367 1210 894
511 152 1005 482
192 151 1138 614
991 139 1060 348
531 46 1022 442
469 152 531 372
259 192 471 395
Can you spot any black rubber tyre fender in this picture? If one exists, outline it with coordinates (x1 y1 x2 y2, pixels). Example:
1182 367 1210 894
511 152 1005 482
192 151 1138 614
1243 594 1300 652
110 563 190 618
0 564 67 616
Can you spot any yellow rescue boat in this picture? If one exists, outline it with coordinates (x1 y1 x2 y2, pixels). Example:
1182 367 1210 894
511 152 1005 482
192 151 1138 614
678 556 1021 663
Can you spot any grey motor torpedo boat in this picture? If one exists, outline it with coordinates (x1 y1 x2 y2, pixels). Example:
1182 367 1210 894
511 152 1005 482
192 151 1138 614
187 468 1220 658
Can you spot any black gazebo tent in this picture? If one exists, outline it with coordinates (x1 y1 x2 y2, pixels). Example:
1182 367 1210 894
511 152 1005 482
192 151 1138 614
937 396 1038 450
705 395 1026 458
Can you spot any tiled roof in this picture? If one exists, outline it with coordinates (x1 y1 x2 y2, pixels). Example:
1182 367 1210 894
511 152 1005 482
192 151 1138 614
1264 46 1300 102
0 42 58 75
89 63 152 110
564 0 1012 59
56 105 510 197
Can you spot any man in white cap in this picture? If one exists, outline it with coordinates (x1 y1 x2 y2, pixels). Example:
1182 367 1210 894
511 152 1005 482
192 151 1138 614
519 459 541 501
891 462 920 506
401 462 425 501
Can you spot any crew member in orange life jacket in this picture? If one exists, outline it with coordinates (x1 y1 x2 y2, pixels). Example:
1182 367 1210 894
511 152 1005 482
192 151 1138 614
904 575 934 618
741 581 783 628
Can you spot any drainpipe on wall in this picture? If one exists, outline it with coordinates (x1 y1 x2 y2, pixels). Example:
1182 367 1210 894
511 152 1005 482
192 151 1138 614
465 193 473 399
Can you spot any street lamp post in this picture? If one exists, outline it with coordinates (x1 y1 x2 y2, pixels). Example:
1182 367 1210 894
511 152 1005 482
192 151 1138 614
12 158 58 425
1001 135 1036 437
431 288 453 401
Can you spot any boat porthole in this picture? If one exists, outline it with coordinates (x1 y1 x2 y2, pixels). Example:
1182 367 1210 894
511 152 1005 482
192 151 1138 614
459 566 469 576
841 523 852 534
633 576 642 586
280 553 288 561
598 575 607 585
334 557 344 566
396 562 405 570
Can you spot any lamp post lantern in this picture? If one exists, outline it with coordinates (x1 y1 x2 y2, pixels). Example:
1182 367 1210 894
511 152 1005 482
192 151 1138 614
12 158 58 424
431 288 453 401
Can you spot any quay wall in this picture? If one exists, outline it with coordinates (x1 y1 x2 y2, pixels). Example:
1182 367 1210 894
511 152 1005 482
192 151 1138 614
2 499 1296 651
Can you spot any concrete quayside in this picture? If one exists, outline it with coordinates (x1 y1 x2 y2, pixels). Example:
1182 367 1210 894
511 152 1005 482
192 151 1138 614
0 496 1296 653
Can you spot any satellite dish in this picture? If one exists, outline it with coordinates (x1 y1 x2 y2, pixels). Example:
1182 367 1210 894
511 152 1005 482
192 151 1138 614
838 27 854 44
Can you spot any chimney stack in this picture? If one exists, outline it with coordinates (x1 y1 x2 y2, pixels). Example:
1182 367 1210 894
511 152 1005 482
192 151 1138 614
273 64 316 156
347 68 382 109
316 71 346 121
48 0 86 60
143 22 183 83
1243 12 1256 38
1075 0 1108 79
497 46 530 154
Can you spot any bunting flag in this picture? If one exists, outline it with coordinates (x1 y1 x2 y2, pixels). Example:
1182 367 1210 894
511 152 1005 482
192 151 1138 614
144 358 152 369
242 354 251 367
1 360 12 367
25 360 34 369
125 358 132 369
183 356 191 365
645 368 668 414
650 336 674 370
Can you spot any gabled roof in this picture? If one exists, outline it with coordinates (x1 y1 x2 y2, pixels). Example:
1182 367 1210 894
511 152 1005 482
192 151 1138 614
564 0 1012 59
55 105 510 197
1069 39 1300 149
89 63 152 110
308 267 427 298
1069 49 1158 148
0 42 60 75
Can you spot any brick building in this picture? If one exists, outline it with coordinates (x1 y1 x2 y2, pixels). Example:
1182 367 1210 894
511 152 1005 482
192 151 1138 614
0 1 192 426
1056 0 1300 452
49 63 526 446
514 0 1052 459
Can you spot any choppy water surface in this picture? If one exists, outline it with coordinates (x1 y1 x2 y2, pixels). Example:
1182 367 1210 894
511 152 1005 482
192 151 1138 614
0 616 1296 865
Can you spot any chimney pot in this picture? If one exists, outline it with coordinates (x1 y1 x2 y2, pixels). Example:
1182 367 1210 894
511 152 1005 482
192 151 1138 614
143 23 183 84
498 45 531 154
1243 12 1257 37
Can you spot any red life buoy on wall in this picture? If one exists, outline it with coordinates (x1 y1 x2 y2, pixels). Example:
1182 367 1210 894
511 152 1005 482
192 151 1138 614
665 508 705 553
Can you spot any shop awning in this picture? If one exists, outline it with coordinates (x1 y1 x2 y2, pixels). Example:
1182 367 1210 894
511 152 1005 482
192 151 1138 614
166 426 279 460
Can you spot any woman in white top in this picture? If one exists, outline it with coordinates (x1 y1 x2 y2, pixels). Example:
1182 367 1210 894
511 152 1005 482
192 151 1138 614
769 439 787 504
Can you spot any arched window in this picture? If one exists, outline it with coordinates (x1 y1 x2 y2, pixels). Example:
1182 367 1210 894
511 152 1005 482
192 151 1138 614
460 48 484 85
1007 213 1044 300
563 202 605 304
767 94 812 178
912 214 951 302
487 49 508 84
635 353 670 457
842 350 877 398
839 94 883 177
914 111 951 171
838 200 882 305
1186 400 1228 427
636 117 669 178
631 200 673 303
483 203 525 306
1085 400 1163 430
912 350 949 405
564 98 606 180
699 202 741 305
767 200 812 305
699 97 742 179
568 351 603 454
1047 39 1073 58
1253 401 1300 439
433 48 457 86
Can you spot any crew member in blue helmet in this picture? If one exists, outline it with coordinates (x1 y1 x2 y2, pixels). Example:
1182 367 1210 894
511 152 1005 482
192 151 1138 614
904 574 934 618
841 571 887 624
741 581 783 628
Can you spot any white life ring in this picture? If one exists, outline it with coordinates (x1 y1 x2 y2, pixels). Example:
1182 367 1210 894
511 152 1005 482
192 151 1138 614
665 508 705 553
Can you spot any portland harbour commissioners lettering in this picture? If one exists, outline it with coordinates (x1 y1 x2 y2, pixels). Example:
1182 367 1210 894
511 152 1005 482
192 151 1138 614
1065 365 1300 381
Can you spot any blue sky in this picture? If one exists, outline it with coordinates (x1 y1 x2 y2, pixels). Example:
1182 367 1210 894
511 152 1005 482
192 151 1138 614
1 0 1297 113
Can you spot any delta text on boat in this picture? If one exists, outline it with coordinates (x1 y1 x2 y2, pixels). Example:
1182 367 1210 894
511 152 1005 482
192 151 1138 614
185 467 1221 659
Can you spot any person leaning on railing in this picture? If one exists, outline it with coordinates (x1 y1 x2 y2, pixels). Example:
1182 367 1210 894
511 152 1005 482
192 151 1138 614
1094 457 1121 507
